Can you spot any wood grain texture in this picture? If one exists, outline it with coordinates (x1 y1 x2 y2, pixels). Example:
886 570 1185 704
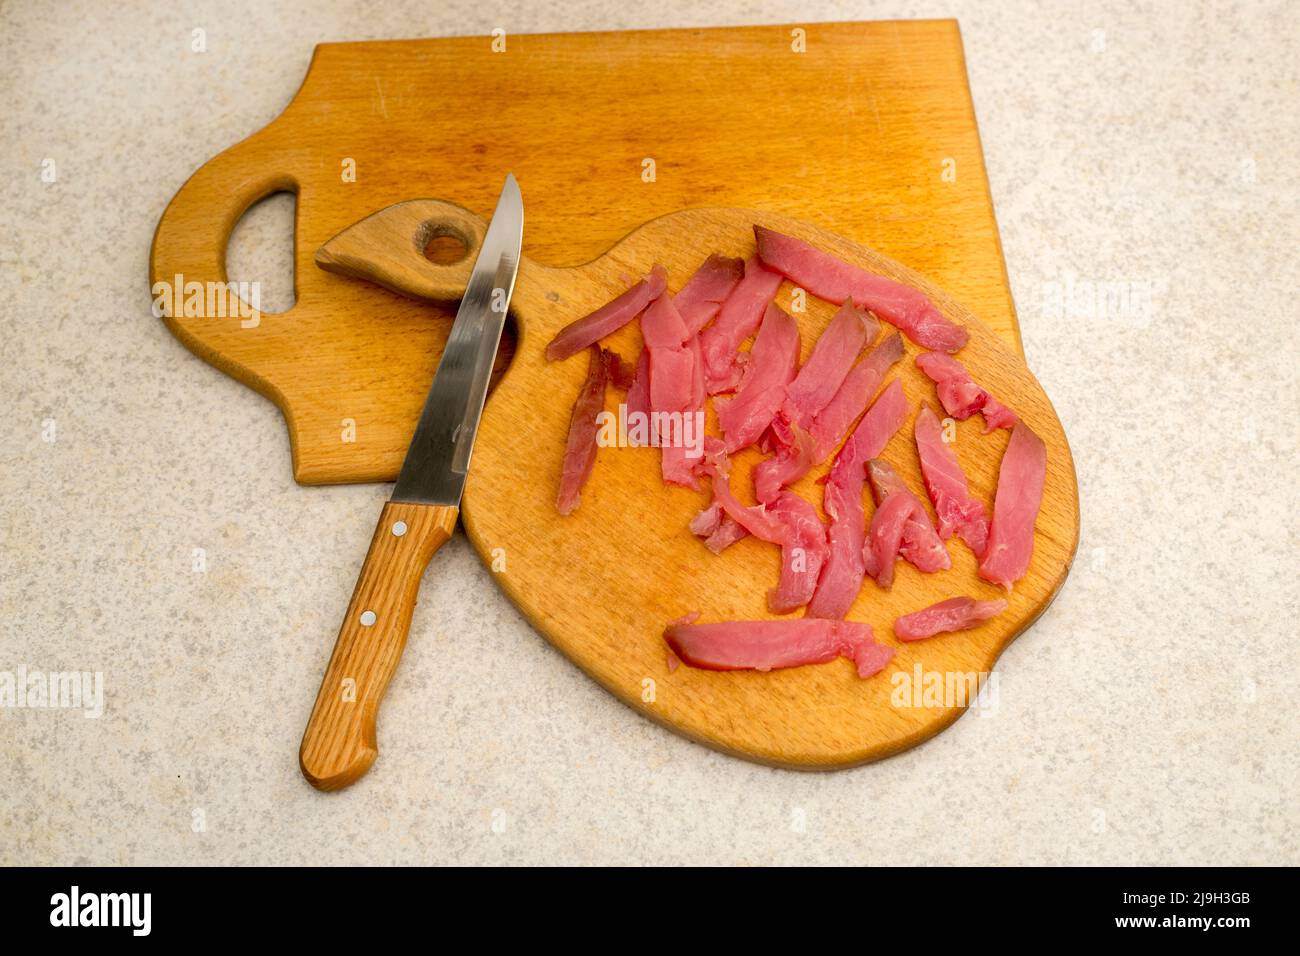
300 501 457 790
150 20 1020 486
316 202 1076 768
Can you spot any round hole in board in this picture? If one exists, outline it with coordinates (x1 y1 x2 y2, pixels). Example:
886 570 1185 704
423 233 468 265
359 610 377 627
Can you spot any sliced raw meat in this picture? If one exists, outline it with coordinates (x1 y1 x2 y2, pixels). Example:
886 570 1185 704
861 489 913 589
603 349 636 391
754 226 968 352
894 597 1008 642
701 459 826 612
913 403 990 557
624 348 650 419
641 289 691 349
779 301 876 428
663 618 893 679
979 423 1047 591
805 380 909 618
674 254 745 336
866 459 950 574
914 351 1018 432
700 257 784 394
751 417 817 504
765 492 829 612
808 331 905 462
715 302 800 453
545 264 668 361
555 345 607 515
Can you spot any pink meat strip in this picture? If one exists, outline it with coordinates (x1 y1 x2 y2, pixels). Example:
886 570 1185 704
866 459 951 574
701 458 827 612
979 423 1047 591
913 403 991 557
603 349 636 391
715 302 800 453
750 302 878 503
805 380 909 618
688 439 749 553
914 351 1018 432
808 331 905 462
663 618 894 679
753 327 902 503
624 348 650 420
861 491 914 589
779 301 876 428
754 226 968 353
894 597 1008 642
640 293 707 488
555 345 608 515
545 264 668 361
700 257 784 394
674 254 745 336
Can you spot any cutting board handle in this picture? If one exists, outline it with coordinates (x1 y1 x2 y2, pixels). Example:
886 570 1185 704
299 501 458 791
314 199 489 302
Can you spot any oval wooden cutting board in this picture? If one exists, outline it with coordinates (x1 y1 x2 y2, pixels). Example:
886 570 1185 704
318 202 1080 768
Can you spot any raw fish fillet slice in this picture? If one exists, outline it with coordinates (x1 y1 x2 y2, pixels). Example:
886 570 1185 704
894 597 1008 642
663 619 892 679
861 489 913 589
624 348 650 421
603 349 636 391
715 302 800 453
701 257 784 394
764 492 829 613
546 265 668 361
808 332 905 462
913 403 990 557
914 351 1018 433
979 423 1047 590
866 459 951 574
641 287 691 349
805 381 909 618
555 345 608 515
751 416 817 504
754 226 968 353
779 300 876 428
674 254 745 336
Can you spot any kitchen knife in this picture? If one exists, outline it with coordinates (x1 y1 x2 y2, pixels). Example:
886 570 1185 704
299 174 523 791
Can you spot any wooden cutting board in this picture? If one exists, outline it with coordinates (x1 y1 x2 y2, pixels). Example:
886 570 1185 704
151 20 1022 485
151 22 1076 768
313 201 1078 767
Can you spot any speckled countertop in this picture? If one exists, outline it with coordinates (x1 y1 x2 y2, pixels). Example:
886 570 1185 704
2 1 1296 866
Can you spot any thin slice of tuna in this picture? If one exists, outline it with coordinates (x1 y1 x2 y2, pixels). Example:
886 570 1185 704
702 459 826 612
808 331 905 462
861 490 914 589
555 345 608 515
780 301 877 428
715 302 800 453
641 293 706 487
866 459 951 574
701 257 784 394
624 348 650 419
914 351 1018 432
753 226 968 352
914 403 990 557
805 380 909 618
674 254 745 336
663 619 893 679
546 265 668 361
979 423 1047 590
894 597 1008 642
752 417 817 504
603 349 636 391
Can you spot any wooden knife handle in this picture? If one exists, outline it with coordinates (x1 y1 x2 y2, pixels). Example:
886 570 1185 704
300 500 458 791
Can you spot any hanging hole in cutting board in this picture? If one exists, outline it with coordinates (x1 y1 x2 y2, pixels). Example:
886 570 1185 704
225 191 296 314
422 232 468 265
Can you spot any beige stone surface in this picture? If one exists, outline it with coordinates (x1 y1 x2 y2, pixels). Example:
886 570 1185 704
1 1 1296 865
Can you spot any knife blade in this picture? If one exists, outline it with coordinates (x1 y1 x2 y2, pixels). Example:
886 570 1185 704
300 175 523 791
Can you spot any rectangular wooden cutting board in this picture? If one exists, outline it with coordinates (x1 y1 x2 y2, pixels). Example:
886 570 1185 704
151 19 1021 485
